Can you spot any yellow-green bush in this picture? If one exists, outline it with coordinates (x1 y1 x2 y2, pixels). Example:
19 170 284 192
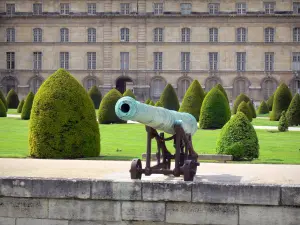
88 85 102 109
155 100 163 107
149 100 155 106
159 84 180 111
6 89 19 109
215 84 229 102
232 93 250 114
247 101 257 118
0 99 7 117
267 93 274 111
257 101 269 114
237 101 252 122
278 111 288 132
123 89 136 99
0 90 7 111
21 92 34 120
17 99 25 113
286 93 300 126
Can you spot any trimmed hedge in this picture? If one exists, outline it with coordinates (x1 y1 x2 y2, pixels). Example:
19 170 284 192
155 100 163 107
159 84 180 111
278 111 288 132
29 69 100 159
267 93 274 111
88 86 102 109
179 80 205 121
232 93 250 114
0 90 7 111
199 87 231 129
286 93 300 126
145 98 151 104
17 99 25 113
216 112 259 160
237 101 252 122
270 83 292 121
6 89 19 109
149 100 155 106
247 101 257 118
98 88 125 124
215 84 229 102
21 92 34 120
257 101 269 114
0 99 7 117
123 89 136 99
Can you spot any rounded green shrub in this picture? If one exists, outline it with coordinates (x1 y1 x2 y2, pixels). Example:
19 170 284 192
247 101 257 118
149 100 155 106
88 86 102 109
145 98 151 104
257 101 269 114
270 83 292 121
123 89 136 99
17 99 25 113
159 84 180 111
155 100 163 107
199 87 231 129
0 90 7 111
267 93 274 111
29 69 100 159
215 84 229 102
237 101 252 122
21 92 34 120
6 89 19 109
286 93 300 126
179 80 205 121
0 99 7 117
98 88 125 124
232 93 250 114
216 112 259 160
278 111 288 132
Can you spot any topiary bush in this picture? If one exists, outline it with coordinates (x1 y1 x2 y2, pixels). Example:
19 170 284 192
0 90 7 111
286 93 300 126
270 83 292 121
247 101 257 118
88 85 102 109
145 98 151 104
29 69 100 159
237 101 252 122
278 111 288 132
155 100 163 107
149 100 155 106
232 93 250 114
123 89 136 99
159 84 180 111
17 99 25 113
179 80 205 121
216 112 259 160
215 84 229 102
199 87 231 129
267 93 274 111
98 88 125 124
257 101 269 114
0 99 7 117
6 89 19 109
21 92 34 120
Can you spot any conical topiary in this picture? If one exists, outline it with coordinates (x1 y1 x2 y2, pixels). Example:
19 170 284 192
215 84 229 102
278 111 288 132
270 83 292 121
199 87 231 129
88 85 102 109
17 99 25 113
216 112 259 160
123 89 136 99
29 69 100 159
257 101 269 114
6 89 19 109
247 101 257 118
0 90 7 111
98 89 125 124
179 80 205 121
0 99 7 117
286 93 300 126
232 93 250 114
21 92 34 120
149 100 155 106
145 98 151 104
267 93 274 111
159 84 180 111
237 101 252 122
155 100 163 107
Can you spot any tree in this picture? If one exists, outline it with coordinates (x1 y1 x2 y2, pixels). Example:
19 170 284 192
155 100 163 107
0 99 7 117
159 84 180 111
215 84 229 102
278 111 288 132
286 93 300 126
179 80 205 121
270 83 292 121
6 89 19 109
237 101 252 122
257 101 269 114
29 69 100 159
247 101 257 118
123 89 136 99
17 99 25 113
232 93 250 114
266 93 274 111
88 86 102 109
21 92 34 120
199 87 231 129
0 90 7 111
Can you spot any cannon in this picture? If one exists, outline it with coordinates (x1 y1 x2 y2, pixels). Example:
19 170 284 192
115 96 199 181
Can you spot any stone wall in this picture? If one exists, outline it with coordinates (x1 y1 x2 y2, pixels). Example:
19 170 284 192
0 177 299 225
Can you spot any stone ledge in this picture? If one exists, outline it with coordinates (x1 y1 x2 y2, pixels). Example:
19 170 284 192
281 185 300 206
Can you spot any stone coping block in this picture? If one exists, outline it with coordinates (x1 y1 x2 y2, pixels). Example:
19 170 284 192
281 185 300 206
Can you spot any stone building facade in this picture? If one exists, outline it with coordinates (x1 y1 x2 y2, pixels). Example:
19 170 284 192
0 0 300 101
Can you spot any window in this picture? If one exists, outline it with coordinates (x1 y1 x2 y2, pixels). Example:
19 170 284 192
152 79 165 98
264 2 275 14
181 3 192 15
87 3 96 15
120 3 130 15
60 3 70 15
293 27 300 42
265 27 274 43
209 52 218 71
6 28 15 42
208 3 219 14
181 52 190 71
33 52 42 70
265 52 274 71
181 28 190 42
154 52 163 70
209 28 218 42
33 3 42 15
154 28 163 42
234 79 246 97
6 52 15 70
178 79 191 99
88 28 96 42
87 52 96 70
60 28 69 42
237 52 246 71
120 52 129 70
60 52 69 69
236 3 247 14
262 79 276 99
6 4 15 15
292 52 300 71
236 27 247 42
206 78 219 91
120 28 129 42
33 28 42 42
30 77 42 94
293 2 300 14
153 3 163 15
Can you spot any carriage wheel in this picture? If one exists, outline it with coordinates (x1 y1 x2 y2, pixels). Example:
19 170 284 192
130 159 142 180
183 160 197 181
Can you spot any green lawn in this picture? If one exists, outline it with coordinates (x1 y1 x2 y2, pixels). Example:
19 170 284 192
251 118 279 126
7 109 18 114
1 117 300 164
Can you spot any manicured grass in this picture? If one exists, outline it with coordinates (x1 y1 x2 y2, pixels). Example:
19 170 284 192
256 113 270 118
251 118 279 126
7 109 19 114
1 117 300 164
